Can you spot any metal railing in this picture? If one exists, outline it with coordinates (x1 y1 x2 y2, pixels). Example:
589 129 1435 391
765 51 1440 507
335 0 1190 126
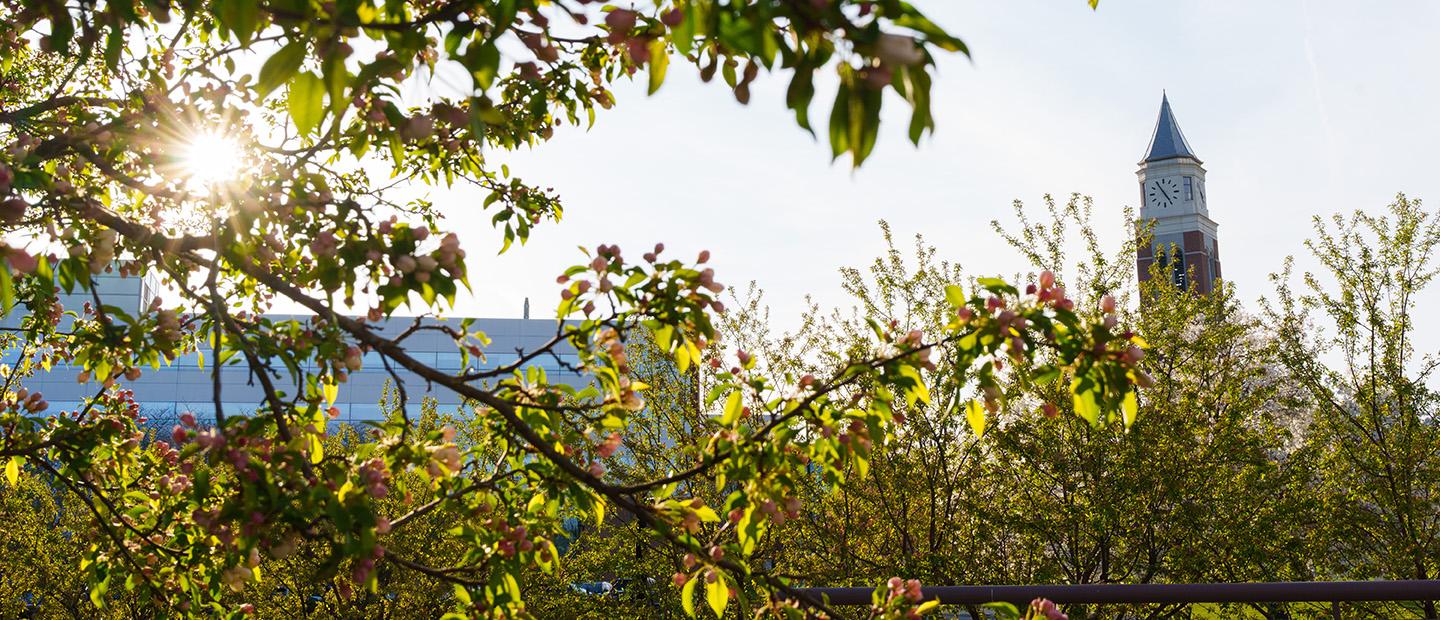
798 580 1440 618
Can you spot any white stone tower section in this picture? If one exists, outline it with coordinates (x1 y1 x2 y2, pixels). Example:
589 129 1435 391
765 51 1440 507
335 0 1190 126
1135 93 1221 294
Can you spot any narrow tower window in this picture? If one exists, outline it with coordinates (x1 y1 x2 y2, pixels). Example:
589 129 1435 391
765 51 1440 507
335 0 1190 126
1184 176 1194 200
1172 247 1188 289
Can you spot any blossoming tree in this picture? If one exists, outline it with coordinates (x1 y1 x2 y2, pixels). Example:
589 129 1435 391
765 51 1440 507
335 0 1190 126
0 0 1134 617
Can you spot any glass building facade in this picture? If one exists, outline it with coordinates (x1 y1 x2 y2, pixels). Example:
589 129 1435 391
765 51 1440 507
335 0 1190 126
3 271 585 423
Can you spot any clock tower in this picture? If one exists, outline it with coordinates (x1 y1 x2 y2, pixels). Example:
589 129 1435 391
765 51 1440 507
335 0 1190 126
1135 93 1220 294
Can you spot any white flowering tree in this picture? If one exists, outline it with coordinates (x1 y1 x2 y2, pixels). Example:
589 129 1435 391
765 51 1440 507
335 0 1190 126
0 0 1134 617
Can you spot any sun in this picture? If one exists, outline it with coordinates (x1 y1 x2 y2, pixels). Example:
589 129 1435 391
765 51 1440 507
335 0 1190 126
179 130 243 190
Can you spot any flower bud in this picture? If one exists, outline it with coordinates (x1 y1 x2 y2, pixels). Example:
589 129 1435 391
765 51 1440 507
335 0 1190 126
0 197 28 223
402 115 435 141
345 346 363 371
605 9 637 33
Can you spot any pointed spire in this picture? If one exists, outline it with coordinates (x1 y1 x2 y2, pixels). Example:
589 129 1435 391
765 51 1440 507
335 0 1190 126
1142 92 1200 164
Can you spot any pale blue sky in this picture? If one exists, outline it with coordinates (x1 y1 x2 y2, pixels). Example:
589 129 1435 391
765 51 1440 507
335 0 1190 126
435 1 1440 345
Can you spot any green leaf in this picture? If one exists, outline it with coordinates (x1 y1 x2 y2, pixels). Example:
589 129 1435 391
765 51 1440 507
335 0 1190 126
194 468 211 498
892 15 969 55
323 53 350 115
785 67 816 134
720 390 744 425
89 569 109 608
965 399 986 438
49 9 75 52
898 363 929 406
653 324 675 352
681 574 698 617
323 380 338 406
975 277 1019 295
288 71 326 135
736 506 762 555
1032 365 1061 386
4 456 20 486
536 538 558 573
336 480 354 503
647 39 669 94
827 81 851 160
694 505 721 523
1121 389 1138 427
307 434 324 464
706 574 728 618
591 491 605 527
675 337 693 373
0 267 13 315
469 43 501 90
982 601 1021 620
673 4 701 54
257 41 307 99
527 493 547 515
849 81 883 166
1071 378 1100 425
944 284 965 308
217 0 260 44
104 26 124 70
906 67 933 144
503 571 521 600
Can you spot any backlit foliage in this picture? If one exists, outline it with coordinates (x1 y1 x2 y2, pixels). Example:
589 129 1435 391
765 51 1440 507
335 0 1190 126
0 1 1129 617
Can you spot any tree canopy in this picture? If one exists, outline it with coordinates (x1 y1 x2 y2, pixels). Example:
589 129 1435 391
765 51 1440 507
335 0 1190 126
0 1 1138 618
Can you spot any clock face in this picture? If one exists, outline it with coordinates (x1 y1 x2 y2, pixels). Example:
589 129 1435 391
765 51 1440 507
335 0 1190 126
1146 178 1181 209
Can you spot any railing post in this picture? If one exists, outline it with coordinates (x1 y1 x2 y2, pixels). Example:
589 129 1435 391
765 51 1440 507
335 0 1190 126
1330 601 1340 620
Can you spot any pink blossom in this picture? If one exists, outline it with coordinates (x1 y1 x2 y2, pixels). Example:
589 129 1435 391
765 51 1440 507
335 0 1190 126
5 250 37 274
